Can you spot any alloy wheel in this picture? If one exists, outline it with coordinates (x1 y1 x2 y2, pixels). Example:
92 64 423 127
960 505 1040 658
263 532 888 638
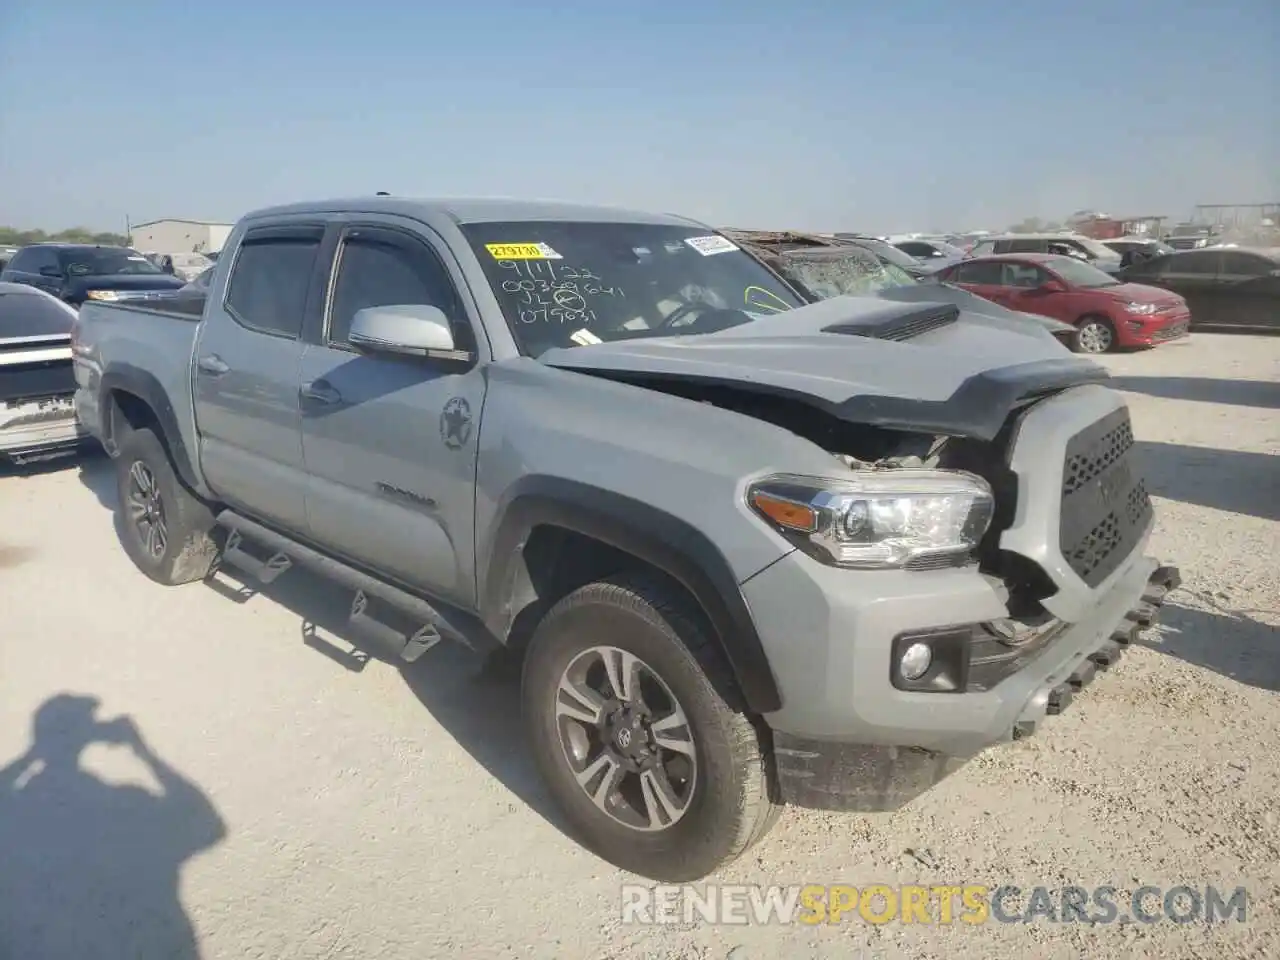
555 645 697 832
126 461 168 559
1079 321 1113 353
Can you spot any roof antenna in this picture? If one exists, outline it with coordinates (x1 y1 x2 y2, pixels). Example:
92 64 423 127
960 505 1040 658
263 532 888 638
375 191 390 196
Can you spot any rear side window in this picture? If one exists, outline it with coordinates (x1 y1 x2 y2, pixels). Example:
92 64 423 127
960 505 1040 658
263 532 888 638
0 289 75 336
224 225 323 338
954 261 1005 285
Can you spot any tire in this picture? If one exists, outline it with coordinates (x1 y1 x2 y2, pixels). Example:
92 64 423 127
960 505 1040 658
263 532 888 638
114 426 219 585
1071 315 1116 354
522 575 780 881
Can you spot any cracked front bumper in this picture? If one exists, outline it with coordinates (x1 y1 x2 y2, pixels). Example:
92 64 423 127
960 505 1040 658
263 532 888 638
750 547 1181 812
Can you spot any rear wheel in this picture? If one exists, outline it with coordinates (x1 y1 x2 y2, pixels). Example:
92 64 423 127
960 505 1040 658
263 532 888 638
522 576 780 881
115 426 219 585
1072 315 1115 354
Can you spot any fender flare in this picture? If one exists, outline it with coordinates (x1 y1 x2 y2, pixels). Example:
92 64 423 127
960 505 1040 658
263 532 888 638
481 476 783 714
99 364 200 491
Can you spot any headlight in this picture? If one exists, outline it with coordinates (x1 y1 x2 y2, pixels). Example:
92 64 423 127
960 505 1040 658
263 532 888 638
84 290 120 301
1124 301 1157 315
747 470 994 569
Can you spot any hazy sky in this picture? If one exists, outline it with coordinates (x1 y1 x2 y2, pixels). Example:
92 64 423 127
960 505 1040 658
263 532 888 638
1 0 1276 235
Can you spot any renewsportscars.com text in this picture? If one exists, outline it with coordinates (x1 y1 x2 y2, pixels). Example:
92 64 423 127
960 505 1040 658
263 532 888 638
620 884 1249 926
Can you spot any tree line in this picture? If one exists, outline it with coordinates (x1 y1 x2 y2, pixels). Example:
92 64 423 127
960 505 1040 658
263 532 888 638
0 226 130 247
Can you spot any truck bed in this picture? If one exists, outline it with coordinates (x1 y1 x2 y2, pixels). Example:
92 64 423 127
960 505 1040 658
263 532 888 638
72 301 203 458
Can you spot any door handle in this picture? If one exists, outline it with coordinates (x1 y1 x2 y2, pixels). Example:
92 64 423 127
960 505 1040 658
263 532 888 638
301 380 342 405
197 354 230 375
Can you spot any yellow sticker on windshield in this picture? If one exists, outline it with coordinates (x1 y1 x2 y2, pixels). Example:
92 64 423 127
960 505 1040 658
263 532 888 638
485 242 563 260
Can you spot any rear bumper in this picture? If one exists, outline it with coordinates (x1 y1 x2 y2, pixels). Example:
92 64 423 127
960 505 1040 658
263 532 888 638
0 401 87 462
770 563 1181 812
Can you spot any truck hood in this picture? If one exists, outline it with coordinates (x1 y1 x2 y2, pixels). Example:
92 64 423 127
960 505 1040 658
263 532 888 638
540 295 1110 441
878 281 1078 336
65 274 186 294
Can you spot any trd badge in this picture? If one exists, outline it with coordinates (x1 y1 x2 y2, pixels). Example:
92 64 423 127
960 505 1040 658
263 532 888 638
440 396 473 450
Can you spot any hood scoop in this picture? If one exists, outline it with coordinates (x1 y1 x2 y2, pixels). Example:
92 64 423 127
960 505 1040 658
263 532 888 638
821 303 959 342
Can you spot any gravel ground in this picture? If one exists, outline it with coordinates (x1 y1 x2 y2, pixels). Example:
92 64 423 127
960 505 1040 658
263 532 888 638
1 333 1277 960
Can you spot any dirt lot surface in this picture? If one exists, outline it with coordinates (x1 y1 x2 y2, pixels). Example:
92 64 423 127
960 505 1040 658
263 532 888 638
1 333 1277 959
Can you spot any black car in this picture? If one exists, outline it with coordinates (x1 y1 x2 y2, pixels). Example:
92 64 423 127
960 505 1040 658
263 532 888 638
1117 247 1280 333
0 243 186 307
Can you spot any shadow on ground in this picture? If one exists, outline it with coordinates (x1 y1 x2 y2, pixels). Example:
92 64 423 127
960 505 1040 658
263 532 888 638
0 694 224 959
1134 441 1279 522
1108 375 1280 410
73 451 570 840
204 562 569 837
1142 598 1280 692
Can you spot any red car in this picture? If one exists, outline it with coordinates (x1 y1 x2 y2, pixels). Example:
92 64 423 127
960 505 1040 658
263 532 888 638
932 253 1190 353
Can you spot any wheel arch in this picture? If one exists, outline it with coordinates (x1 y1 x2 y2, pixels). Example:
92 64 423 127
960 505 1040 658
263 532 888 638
480 476 783 714
99 364 200 491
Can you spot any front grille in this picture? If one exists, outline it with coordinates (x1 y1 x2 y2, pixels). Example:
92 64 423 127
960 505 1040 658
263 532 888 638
1059 408 1152 587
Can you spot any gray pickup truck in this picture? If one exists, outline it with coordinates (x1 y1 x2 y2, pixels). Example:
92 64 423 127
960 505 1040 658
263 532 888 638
72 196 1179 881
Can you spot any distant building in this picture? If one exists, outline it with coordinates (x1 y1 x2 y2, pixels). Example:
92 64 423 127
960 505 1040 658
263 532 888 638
128 219 233 255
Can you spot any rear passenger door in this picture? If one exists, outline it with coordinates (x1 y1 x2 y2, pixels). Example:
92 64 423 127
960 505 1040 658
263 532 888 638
193 222 326 531
297 219 487 607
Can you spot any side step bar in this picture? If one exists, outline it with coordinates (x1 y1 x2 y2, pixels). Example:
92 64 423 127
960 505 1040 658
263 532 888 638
215 510 455 663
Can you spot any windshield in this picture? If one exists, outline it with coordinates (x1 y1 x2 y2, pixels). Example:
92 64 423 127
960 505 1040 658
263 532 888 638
786 252 915 298
1072 236 1122 260
60 247 163 277
460 221 804 356
848 238 921 271
926 240 967 258
1049 256 1120 288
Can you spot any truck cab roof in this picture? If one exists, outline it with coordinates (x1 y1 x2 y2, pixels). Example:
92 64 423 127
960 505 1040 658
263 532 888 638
243 196 705 228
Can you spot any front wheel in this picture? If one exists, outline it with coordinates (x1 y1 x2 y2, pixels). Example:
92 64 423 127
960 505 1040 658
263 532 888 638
1072 316 1116 354
522 576 780 881
114 426 219 585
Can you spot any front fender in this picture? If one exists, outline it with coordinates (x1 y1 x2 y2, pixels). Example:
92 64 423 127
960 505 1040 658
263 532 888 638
480 475 784 714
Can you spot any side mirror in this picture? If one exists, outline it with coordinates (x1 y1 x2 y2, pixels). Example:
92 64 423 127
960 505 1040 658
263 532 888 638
348 304 471 361
39 265 63 278
1038 279 1066 293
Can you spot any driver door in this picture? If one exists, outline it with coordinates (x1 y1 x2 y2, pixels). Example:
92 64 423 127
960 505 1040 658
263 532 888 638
298 219 486 607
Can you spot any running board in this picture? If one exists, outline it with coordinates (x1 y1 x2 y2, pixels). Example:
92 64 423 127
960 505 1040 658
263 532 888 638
215 510 467 662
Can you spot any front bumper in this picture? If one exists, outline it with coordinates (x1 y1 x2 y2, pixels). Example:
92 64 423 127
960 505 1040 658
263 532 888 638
0 400 87 463
1124 311 1190 346
753 560 1180 811
745 383 1172 812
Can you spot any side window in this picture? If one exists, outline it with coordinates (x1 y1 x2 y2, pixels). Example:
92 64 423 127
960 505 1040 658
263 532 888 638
1003 263 1046 288
1007 238 1043 253
955 261 1005 285
1218 252 1272 277
326 226 469 349
224 226 323 339
1166 251 1220 276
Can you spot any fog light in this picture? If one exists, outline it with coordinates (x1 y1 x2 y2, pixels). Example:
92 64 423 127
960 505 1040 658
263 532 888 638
900 642 933 681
